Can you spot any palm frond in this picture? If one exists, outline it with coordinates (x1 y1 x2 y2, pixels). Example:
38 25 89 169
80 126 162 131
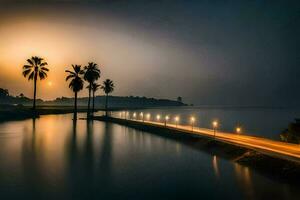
32 56 41 65
27 58 34 65
66 64 84 93
66 74 75 81
23 65 33 69
28 72 35 80
22 56 49 83
101 79 115 94
84 62 101 82
39 71 47 80
41 67 49 71
40 62 48 67
22 69 32 77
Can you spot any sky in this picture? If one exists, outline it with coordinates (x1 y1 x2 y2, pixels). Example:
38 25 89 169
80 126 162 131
0 0 299 106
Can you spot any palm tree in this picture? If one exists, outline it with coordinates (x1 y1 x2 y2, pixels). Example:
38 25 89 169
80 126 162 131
66 65 84 120
101 79 114 116
91 83 101 115
84 62 100 118
22 56 49 110
86 82 100 115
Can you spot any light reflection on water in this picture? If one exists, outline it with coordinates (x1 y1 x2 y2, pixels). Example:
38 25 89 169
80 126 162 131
0 114 299 199
212 155 220 179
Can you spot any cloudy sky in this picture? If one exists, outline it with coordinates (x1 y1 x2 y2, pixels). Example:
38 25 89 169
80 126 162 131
0 0 299 106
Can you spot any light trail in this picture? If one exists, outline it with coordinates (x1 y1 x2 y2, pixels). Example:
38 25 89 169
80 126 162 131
120 117 300 163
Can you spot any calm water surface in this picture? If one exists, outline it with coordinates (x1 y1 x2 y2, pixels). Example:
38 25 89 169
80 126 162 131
0 113 299 200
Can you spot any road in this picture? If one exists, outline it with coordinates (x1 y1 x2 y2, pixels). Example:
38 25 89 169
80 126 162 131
120 117 300 163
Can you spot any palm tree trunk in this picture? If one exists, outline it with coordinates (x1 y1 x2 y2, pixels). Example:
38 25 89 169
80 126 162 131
74 92 78 120
105 93 108 116
87 84 91 118
92 90 95 116
33 73 37 111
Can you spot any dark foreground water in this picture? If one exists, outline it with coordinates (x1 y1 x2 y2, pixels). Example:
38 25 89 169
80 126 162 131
0 114 300 200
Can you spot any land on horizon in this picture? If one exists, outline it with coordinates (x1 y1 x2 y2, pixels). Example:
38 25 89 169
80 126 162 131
0 89 186 107
0 89 186 121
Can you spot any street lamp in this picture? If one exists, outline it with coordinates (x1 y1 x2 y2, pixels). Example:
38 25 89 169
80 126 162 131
146 113 151 121
212 120 218 139
133 112 137 119
156 114 161 121
175 116 179 128
190 117 195 131
165 115 169 126
236 126 242 134
140 112 144 122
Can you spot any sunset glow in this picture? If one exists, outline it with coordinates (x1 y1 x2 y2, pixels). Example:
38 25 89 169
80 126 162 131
0 1 298 105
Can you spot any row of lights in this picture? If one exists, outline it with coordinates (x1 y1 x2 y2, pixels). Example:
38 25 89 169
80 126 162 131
119 111 242 134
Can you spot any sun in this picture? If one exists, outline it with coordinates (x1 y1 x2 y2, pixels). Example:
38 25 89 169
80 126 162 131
48 81 53 87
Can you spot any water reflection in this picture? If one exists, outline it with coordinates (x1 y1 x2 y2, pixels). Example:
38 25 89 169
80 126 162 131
66 120 79 199
0 114 300 199
212 155 220 179
64 119 116 198
234 163 254 199
21 118 39 199
98 122 113 185
85 120 95 174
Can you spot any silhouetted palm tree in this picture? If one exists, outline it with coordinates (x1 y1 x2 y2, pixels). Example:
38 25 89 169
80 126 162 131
91 83 101 115
84 62 100 118
22 56 49 110
66 65 84 120
86 82 100 116
101 79 114 116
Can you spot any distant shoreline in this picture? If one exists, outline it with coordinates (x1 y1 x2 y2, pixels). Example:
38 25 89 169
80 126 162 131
0 104 187 123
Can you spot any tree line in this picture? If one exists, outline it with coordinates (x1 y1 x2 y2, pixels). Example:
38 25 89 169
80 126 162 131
22 56 114 120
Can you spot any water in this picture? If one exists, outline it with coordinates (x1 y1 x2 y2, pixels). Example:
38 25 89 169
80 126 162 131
112 107 300 140
0 113 300 200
